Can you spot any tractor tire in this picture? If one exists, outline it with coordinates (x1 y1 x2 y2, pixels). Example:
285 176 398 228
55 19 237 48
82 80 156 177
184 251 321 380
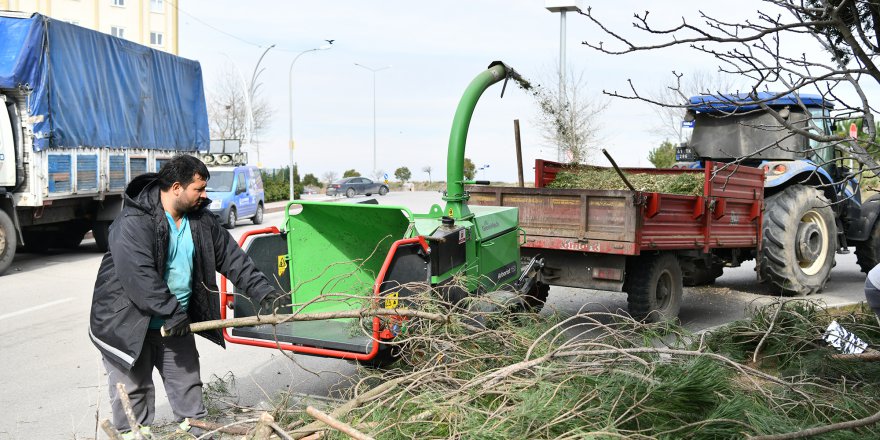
346 188 356 198
855 195 880 273
679 258 723 286
379 186 389 196
760 185 836 295
225 206 237 229
524 281 550 312
92 221 111 252
0 209 16 276
623 253 683 322
252 203 264 225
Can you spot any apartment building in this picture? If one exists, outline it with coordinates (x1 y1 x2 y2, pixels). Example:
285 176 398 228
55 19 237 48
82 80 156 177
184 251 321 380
0 0 179 54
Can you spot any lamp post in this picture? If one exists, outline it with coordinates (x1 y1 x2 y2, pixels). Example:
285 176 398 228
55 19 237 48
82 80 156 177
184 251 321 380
246 44 275 167
354 63 391 176
545 0 583 161
288 43 332 200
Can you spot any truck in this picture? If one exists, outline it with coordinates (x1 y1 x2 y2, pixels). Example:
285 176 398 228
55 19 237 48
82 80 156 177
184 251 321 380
675 92 880 295
0 12 209 275
468 159 766 321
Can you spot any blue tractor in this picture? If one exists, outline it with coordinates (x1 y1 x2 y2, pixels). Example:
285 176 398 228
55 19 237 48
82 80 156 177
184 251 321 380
675 92 880 295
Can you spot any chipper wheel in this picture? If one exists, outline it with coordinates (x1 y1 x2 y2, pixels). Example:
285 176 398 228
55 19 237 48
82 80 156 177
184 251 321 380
623 253 683 322
760 185 836 295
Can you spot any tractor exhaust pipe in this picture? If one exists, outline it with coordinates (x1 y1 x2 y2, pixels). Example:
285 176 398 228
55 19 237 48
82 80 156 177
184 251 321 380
443 61 523 219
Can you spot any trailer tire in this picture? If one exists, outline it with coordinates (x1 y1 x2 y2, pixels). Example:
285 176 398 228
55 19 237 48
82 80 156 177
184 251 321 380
760 185 836 295
92 221 111 252
855 212 880 274
680 259 723 286
0 209 16 276
623 253 682 322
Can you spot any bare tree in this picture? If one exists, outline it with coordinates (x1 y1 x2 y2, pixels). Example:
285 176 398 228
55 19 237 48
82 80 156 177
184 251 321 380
422 165 432 183
649 70 741 143
206 61 273 153
322 171 338 185
372 169 386 182
580 1 880 171
532 68 609 164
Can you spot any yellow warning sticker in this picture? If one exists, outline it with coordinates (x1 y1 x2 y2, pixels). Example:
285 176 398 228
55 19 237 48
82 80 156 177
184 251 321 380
277 255 288 277
384 292 399 309
448 207 454 217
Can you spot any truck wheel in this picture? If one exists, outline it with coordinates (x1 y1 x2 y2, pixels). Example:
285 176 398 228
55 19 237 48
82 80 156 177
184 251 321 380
623 253 683 322
92 221 111 252
680 259 723 286
252 203 264 225
761 185 836 295
0 210 16 276
225 206 237 229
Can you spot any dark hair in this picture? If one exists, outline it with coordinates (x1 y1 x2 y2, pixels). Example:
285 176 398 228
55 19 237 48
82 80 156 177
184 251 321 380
157 155 210 191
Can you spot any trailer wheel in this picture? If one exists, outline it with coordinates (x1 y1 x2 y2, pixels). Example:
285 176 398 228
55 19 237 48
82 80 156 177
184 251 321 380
0 209 16 276
855 197 880 273
623 253 683 322
92 221 111 252
760 185 836 295
680 259 723 286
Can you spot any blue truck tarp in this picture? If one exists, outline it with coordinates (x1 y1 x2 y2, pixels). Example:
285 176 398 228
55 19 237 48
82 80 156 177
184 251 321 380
0 13 208 152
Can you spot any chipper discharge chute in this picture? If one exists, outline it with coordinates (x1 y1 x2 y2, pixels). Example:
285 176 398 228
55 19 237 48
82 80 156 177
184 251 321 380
219 61 543 363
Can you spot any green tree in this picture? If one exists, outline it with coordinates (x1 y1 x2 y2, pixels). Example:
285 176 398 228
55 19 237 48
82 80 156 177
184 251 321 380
648 140 676 168
302 173 322 188
343 169 361 178
394 167 412 182
261 165 301 202
463 158 476 180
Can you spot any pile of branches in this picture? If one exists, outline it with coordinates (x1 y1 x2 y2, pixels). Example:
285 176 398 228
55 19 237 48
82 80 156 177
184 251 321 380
130 296 880 439
548 168 704 196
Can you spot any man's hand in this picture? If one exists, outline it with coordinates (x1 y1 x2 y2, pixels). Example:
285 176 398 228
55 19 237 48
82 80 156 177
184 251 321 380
258 291 289 315
163 312 191 337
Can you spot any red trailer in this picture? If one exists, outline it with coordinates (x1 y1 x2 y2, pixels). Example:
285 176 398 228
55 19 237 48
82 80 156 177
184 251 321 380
467 160 765 321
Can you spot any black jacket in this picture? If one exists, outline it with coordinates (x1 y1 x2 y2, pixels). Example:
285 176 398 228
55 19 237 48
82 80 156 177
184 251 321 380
89 173 276 369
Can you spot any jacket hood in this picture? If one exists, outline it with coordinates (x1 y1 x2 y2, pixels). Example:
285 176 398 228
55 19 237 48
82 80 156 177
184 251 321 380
124 173 161 215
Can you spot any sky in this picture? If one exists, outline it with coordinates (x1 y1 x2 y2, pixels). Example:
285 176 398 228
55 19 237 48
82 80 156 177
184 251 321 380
173 0 810 183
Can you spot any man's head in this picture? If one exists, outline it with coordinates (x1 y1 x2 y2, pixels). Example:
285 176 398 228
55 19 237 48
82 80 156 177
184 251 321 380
157 155 210 214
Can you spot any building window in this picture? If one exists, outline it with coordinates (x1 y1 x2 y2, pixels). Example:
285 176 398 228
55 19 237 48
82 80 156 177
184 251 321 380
111 26 125 39
150 0 163 13
150 32 164 46
112 0 125 7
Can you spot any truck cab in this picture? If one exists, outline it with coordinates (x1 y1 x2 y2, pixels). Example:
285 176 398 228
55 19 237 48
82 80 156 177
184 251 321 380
206 165 265 228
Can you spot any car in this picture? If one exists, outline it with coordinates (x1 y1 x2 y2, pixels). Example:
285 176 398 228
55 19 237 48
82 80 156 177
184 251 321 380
325 177 389 198
205 165 266 228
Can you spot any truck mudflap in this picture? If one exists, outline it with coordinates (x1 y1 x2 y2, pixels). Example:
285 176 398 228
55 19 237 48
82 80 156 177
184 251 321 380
219 226 429 362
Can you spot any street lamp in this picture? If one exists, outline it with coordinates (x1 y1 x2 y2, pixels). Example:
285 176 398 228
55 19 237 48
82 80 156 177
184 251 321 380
354 63 391 176
247 44 275 166
545 0 584 161
288 43 332 200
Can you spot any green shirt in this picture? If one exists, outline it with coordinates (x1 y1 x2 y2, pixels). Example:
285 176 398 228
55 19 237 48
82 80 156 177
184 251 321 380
149 212 195 329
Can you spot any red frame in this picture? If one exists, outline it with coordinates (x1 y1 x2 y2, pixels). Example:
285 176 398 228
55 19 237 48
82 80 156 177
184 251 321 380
219 227 429 361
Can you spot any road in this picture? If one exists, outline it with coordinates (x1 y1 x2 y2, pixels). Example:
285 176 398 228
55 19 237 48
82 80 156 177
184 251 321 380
0 191 870 439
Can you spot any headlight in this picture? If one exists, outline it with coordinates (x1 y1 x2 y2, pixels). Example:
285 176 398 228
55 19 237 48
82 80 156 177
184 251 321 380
209 200 222 210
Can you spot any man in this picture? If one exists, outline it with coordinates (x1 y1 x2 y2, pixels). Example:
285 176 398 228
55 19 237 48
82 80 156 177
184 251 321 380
89 155 284 437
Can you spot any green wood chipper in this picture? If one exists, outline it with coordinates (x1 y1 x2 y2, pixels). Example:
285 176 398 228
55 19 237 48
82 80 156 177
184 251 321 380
219 62 543 363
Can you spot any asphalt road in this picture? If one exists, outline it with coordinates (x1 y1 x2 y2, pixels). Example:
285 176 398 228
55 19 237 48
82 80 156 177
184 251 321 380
0 190 870 439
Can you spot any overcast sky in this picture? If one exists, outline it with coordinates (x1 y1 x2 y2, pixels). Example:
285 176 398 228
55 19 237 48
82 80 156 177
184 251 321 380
175 0 818 182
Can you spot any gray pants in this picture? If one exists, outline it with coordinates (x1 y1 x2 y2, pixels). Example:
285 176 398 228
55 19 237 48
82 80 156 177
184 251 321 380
103 330 207 431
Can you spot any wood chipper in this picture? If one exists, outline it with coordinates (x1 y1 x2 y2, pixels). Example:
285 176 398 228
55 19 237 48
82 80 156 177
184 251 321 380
219 61 543 363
